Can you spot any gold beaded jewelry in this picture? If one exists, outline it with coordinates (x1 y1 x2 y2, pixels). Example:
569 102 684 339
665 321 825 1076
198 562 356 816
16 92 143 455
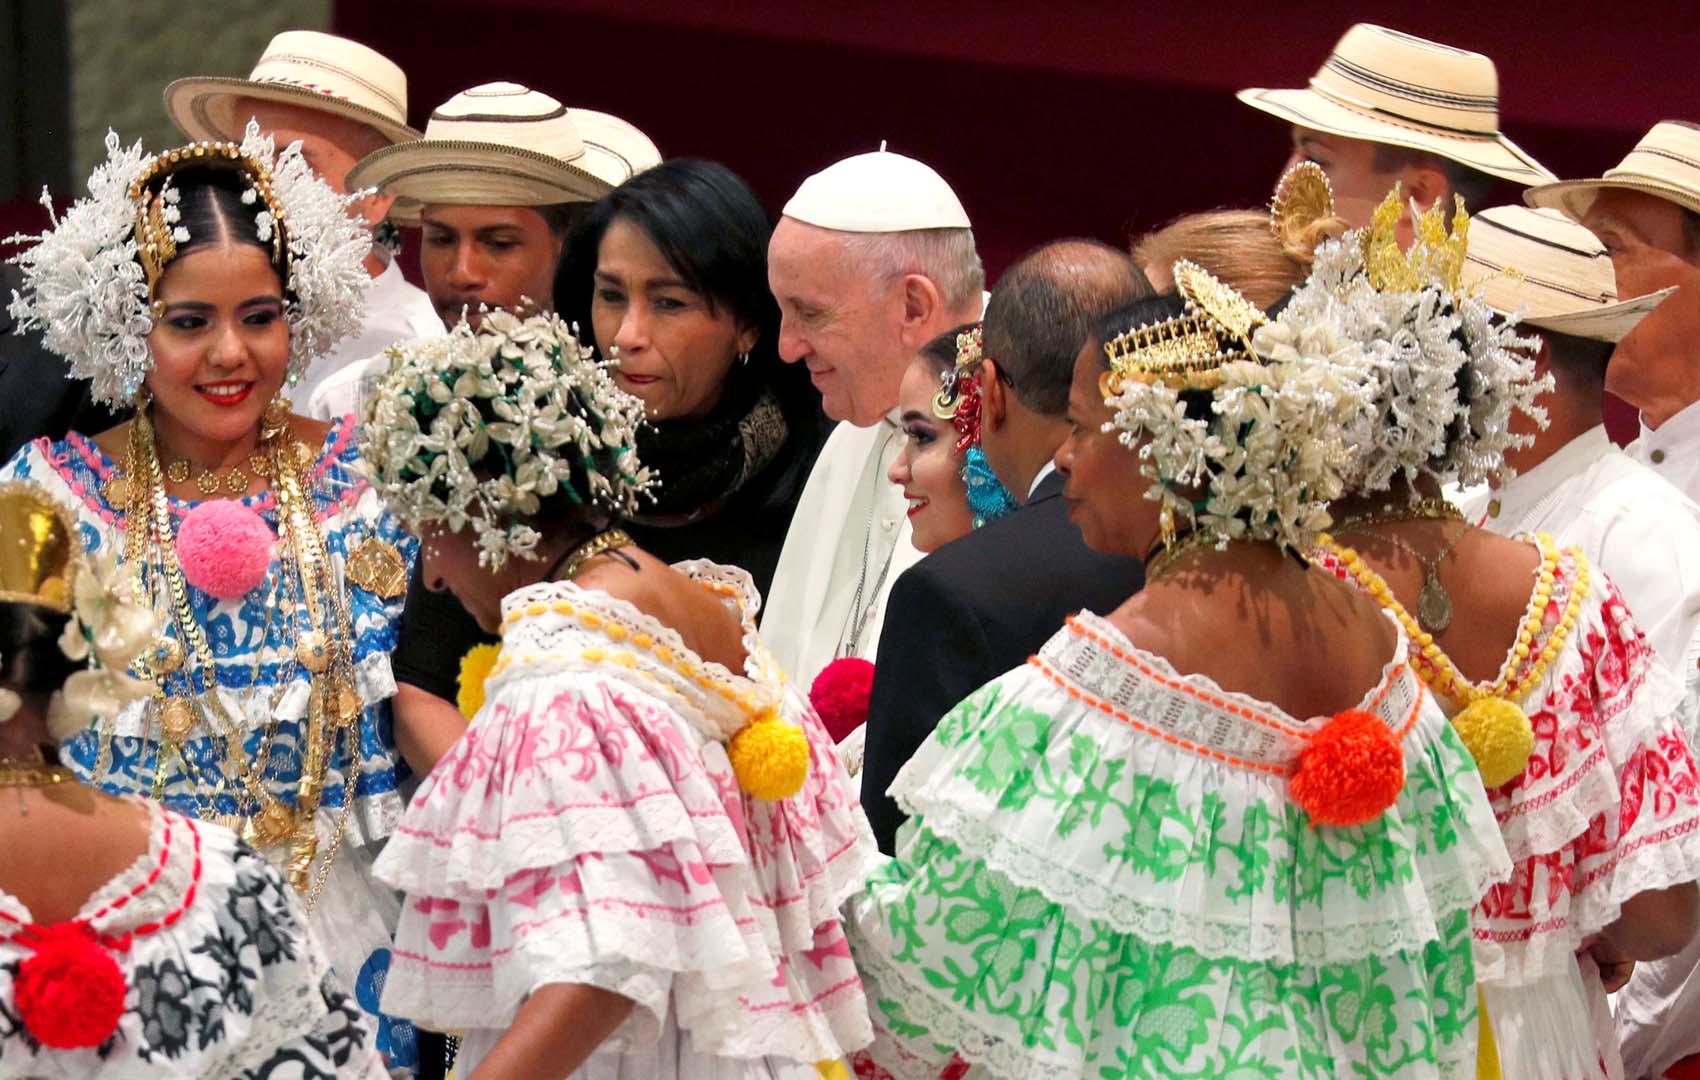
1321 532 1589 709
553 528 634 583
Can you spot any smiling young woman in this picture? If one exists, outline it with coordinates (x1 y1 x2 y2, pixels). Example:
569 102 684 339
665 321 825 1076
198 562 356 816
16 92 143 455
1 128 426 1075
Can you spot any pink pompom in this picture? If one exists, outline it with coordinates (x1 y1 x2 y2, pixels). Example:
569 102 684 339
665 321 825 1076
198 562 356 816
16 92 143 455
809 657 875 743
176 499 275 599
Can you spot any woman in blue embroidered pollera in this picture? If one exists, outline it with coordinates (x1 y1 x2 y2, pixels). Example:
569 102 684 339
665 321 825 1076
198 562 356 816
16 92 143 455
1 126 421 1072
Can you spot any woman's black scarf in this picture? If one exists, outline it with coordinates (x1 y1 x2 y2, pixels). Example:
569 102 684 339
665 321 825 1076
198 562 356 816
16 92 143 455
632 371 789 522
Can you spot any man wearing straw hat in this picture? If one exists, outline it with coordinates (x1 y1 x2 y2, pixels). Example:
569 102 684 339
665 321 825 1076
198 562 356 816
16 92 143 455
1455 204 1699 708
1528 122 1700 515
760 148 985 686
1239 23 1555 244
334 80 660 815
164 30 441 409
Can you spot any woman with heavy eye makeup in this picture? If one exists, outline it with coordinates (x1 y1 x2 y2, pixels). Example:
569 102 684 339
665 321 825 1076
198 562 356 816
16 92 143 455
2 132 426 1074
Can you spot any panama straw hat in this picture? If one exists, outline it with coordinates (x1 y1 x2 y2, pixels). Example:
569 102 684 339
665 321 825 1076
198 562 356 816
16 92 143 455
1462 205 1672 342
347 82 660 219
1238 23 1555 187
1526 121 1700 222
165 30 420 146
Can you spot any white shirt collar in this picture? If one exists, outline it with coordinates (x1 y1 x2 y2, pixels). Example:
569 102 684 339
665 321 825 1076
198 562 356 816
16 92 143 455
1490 425 1612 525
1639 397 1700 455
1027 460 1057 500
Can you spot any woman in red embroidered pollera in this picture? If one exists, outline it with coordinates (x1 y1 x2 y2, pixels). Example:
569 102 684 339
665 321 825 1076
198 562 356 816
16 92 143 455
0 482 387 1078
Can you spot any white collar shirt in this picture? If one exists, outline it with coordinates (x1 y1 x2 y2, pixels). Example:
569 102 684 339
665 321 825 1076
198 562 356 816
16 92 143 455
294 254 441 419
1627 397 1700 505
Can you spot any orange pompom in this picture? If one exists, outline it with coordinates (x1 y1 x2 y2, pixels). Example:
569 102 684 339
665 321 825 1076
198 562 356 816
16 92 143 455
1290 709 1406 828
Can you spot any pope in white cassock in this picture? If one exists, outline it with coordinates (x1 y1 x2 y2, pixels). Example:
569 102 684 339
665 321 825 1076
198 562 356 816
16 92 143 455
761 149 986 684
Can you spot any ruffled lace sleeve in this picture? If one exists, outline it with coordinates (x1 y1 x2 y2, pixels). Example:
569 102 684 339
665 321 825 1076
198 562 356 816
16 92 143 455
372 589 878 1067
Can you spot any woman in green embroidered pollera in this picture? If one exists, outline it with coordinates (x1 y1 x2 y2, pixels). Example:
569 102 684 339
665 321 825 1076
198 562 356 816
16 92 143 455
844 264 1515 1080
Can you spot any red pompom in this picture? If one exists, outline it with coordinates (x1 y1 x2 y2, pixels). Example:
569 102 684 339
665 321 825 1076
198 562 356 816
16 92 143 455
1290 709 1406 828
14 922 127 1049
809 657 875 743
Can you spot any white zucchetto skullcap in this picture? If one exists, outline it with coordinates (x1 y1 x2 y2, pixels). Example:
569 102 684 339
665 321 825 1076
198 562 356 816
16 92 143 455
782 145 971 233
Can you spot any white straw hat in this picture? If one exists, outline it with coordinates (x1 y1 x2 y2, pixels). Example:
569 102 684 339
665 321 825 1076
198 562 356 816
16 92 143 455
346 82 659 215
1462 205 1672 342
1238 23 1555 187
165 30 420 146
1525 121 1700 221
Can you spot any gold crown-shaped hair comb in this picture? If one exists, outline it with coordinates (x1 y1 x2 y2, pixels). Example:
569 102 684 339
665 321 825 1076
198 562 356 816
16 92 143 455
1363 183 1471 294
0 483 80 613
1102 260 1268 393
128 141 289 311
1270 161 1336 252
931 323 983 420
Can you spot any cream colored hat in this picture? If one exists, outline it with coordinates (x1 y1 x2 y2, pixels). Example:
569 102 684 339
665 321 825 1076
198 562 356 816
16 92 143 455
1238 23 1555 187
1463 205 1672 342
783 147 971 232
164 30 420 146
1526 121 1700 221
347 82 659 217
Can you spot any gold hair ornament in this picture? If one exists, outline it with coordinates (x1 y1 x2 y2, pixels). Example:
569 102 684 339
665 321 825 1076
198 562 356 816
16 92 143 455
931 323 984 420
1101 260 1268 396
0 482 80 613
1270 161 1336 253
1363 184 1470 295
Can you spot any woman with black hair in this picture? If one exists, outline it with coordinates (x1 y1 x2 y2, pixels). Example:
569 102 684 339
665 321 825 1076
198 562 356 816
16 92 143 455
554 157 828 598
0 483 386 1076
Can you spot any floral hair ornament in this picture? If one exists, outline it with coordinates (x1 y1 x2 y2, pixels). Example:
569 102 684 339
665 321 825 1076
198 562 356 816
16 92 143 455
360 310 658 569
1101 260 1372 555
6 121 371 407
1257 181 1547 493
929 323 1017 527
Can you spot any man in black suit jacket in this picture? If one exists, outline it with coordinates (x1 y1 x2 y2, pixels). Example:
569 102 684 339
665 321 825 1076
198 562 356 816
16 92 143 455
861 239 1151 852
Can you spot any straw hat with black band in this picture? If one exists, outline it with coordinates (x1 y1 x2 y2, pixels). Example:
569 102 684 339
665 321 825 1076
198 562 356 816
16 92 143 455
346 82 660 220
1526 121 1700 222
1463 205 1673 343
1238 23 1556 188
165 30 420 147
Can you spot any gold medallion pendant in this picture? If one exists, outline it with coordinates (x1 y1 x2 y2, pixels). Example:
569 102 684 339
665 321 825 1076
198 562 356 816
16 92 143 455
1417 575 1455 634
157 696 195 742
296 631 331 673
345 538 407 599
244 801 296 848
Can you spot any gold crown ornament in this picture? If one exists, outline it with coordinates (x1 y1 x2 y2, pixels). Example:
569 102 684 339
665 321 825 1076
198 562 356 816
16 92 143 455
1363 184 1471 294
0 483 80 613
1101 260 1268 395
1270 160 1336 252
931 323 984 420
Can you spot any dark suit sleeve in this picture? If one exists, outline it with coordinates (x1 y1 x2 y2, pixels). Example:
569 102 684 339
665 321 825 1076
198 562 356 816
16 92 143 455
861 563 995 854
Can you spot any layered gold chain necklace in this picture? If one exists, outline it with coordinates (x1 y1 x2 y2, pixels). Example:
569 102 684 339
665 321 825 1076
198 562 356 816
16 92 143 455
106 403 360 906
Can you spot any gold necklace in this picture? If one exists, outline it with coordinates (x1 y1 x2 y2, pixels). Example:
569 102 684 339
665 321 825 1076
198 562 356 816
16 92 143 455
554 528 634 582
164 450 272 496
1332 498 1467 633
1146 529 1232 579
0 760 72 788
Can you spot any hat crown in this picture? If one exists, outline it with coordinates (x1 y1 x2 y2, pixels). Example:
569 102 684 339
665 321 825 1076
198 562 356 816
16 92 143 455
1310 22 1501 136
244 30 409 126
422 81 586 160
1611 120 1700 183
783 149 971 233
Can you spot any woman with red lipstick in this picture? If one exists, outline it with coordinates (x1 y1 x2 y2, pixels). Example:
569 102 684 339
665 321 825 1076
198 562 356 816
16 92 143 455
555 158 828 598
889 322 1018 553
0 128 424 1073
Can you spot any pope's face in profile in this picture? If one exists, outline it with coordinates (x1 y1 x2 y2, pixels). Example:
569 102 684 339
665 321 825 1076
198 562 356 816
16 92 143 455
767 217 910 427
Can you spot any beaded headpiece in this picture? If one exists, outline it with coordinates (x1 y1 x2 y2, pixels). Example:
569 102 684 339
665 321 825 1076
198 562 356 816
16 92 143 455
360 310 658 569
6 122 371 407
1101 263 1370 553
1254 180 1547 493
0 483 80 614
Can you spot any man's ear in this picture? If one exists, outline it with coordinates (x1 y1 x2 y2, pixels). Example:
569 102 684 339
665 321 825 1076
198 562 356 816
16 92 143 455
1399 161 1452 217
979 357 1009 430
895 272 944 348
353 191 399 231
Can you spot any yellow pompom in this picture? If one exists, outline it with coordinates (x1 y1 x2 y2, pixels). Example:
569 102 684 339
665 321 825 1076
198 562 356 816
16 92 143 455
1452 696 1535 788
455 644 503 719
727 713 811 800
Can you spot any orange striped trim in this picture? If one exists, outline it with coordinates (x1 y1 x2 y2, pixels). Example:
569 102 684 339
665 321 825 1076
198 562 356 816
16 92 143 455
1032 620 1423 776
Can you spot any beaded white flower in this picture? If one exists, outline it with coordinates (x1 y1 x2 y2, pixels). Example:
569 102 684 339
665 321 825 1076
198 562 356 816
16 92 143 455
1103 265 1373 555
360 310 657 569
1265 208 1549 495
6 122 370 407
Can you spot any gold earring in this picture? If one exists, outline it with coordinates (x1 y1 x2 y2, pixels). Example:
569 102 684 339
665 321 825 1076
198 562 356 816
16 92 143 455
261 396 290 440
1159 504 1176 547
